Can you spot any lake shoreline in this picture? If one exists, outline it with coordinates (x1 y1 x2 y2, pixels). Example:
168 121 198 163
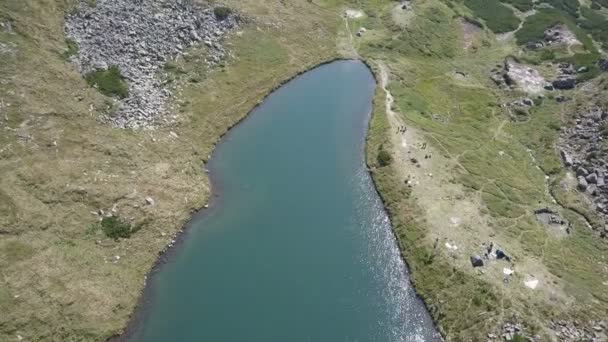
110 58 442 341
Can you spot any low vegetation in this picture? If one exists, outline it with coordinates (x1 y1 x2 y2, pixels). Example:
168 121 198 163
541 0 580 18
101 216 133 239
0 0 341 340
213 6 232 20
85 65 129 98
463 0 520 33
578 6 608 49
359 0 608 339
377 146 392 166
63 38 79 60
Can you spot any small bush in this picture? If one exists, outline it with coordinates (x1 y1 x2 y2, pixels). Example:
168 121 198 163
509 334 529 342
101 216 133 239
63 38 79 60
548 121 561 131
377 148 392 167
213 6 232 20
85 65 129 99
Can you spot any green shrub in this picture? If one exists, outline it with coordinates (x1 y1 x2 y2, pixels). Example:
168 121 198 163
63 38 79 60
509 334 529 342
540 0 580 17
464 0 521 33
85 65 129 98
540 49 555 61
213 6 232 20
548 121 561 131
578 6 608 49
377 147 392 167
101 216 132 239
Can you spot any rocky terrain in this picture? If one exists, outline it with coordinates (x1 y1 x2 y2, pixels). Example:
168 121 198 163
65 0 239 129
558 104 608 236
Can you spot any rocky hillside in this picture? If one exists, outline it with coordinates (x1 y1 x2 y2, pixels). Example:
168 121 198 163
66 0 238 128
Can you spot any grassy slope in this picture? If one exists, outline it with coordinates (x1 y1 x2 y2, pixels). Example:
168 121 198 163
359 0 608 340
0 0 341 340
2 0 608 340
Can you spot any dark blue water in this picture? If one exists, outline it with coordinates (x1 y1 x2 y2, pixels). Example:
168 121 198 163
128 60 440 341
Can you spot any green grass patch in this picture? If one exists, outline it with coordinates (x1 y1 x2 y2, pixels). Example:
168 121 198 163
100 216 133 239
464 0 521 33
85 65 129 98
540 0 580 17
578 6 608 49
377 146 392 166
382 4 459 58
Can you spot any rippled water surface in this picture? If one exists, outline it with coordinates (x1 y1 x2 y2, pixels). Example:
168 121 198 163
128 60 441 341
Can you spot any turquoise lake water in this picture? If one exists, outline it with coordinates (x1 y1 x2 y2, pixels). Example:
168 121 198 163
126 60 441 341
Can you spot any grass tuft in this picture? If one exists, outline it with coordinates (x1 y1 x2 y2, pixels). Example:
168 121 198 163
213 6 232 20
85 65 129 98
101 216 133 240
63 38 79 60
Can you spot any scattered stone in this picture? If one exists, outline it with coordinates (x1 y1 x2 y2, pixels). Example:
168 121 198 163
552 77 576 90
558 105 608 227
560 150 573 166
524 277 539 289
145 197 155 206
470 255 484 267
578 176 588 191
504 59 545 94
65 0 239 129
543 25 582 47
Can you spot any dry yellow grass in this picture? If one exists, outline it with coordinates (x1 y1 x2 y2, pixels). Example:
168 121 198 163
0 0 344 340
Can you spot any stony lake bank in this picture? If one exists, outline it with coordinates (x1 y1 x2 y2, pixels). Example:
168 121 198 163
2 0 608 341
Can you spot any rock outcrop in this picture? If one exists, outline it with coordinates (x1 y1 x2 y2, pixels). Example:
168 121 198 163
558 106 608 230
65 0 239 129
